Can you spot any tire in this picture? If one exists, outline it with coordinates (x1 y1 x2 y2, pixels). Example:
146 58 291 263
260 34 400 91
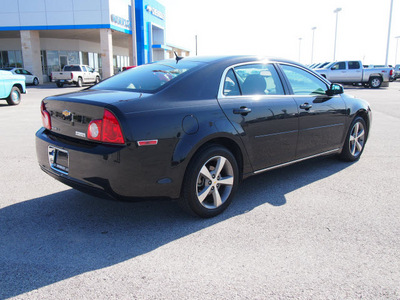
339 116 367 162
33 77 39 86
95 76 100 84
76 77 83 87
369 76 382 89
56 81 64 88
6 86 21 105
180 145 239 218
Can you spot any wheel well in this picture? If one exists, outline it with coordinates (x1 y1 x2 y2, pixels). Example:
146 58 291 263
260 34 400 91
191 138 244 179
13 84 23 93
356 110 370 135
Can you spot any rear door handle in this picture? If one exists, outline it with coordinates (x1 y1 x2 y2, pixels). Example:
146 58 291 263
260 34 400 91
233 107 252 115
299 103 312 110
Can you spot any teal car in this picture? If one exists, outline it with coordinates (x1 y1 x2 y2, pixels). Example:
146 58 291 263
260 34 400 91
0 70 26 105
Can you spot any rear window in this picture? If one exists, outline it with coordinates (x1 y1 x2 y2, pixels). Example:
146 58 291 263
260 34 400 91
64 66 81 71
92 60 202 93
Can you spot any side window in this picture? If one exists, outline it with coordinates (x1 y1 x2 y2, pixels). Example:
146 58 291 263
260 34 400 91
331 62 346 70
233 64 284 95
348 61 360 69
81 66 87 72
280 64 328 96
223 69 240 96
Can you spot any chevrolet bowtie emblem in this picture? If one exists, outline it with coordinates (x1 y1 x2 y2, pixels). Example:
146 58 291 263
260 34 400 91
62 110 72 117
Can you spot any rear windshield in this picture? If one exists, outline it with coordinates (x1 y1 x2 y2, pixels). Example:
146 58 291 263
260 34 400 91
92 60 202 93
64 66 81 71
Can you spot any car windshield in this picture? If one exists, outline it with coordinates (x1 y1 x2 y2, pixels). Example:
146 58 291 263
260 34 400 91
92 60 202 93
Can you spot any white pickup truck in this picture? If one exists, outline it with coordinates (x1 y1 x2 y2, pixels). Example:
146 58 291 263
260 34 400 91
51 65 101 88
315 60 393 88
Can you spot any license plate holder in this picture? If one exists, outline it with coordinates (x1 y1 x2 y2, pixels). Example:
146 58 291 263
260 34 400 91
48 146 69 175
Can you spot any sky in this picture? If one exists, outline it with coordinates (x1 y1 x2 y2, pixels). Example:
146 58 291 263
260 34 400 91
159 0 400 65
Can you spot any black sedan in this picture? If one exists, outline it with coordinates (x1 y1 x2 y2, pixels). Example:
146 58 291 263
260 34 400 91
36 56 371 217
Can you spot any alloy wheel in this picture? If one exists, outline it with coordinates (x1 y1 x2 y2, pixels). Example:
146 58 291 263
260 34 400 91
196 155 234 209
349 121 365 157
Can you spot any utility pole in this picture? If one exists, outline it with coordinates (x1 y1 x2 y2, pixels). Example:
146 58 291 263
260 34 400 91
311 27 317 64
385 0 394 65
333 8 342 61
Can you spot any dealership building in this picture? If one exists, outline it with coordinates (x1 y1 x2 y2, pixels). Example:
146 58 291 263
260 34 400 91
0 0 190 83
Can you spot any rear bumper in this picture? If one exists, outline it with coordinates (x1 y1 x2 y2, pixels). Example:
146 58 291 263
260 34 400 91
35 128 182 200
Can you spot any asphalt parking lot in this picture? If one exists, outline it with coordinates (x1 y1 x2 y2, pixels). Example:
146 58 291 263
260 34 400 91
1 81 399 299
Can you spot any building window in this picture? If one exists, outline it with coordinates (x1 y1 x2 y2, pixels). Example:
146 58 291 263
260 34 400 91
0 50 23 68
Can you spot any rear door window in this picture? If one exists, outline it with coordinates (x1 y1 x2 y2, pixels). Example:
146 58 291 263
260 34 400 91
348 61 360 69
232 64 284 95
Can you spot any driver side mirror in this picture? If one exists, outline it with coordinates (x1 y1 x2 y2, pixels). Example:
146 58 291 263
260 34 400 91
326 83 344 96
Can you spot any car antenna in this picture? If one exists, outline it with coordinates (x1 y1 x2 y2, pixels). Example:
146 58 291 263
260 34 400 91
174 51 184 64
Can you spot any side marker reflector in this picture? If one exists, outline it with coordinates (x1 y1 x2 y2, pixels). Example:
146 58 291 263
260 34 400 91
137 140 158 146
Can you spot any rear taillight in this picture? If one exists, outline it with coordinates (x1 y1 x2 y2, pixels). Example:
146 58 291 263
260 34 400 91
41 101 52 130
71 73 73 79
390 69 394 76
87 109 125 144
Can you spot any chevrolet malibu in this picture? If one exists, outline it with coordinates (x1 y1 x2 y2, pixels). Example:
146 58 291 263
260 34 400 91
36 56 371 217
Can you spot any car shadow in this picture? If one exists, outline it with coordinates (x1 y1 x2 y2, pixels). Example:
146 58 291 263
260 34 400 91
0 155 352 298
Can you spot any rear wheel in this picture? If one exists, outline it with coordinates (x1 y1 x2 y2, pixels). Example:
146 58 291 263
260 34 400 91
181 145 239 218
95 76 100 84
33 77 39 86
369 76 382 88
56 81 64 88
339 116 367 161
6 86 21 105
76 77 83 87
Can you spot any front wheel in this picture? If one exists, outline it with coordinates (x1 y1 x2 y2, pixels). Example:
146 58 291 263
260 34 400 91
56 81 64 88
339 116 367 162
95 76 100 84
6 86 21 105
180 146 239 218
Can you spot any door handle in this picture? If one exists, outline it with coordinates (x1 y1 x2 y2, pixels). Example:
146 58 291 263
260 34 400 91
233 107 252 115
299 103 312 110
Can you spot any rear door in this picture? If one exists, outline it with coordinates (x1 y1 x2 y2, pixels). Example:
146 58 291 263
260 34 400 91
278 64 347 158
347 61 362 82
217 63 299 171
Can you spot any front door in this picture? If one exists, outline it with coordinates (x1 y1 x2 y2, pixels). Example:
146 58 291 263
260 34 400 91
279 64 347 158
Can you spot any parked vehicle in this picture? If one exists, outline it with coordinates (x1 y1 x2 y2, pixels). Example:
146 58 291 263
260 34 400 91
122 66 136 71
315 60 393 88
0 70 26 105
51 65 101 88
394 64 400 80
0 67 40 85
36 56 372 217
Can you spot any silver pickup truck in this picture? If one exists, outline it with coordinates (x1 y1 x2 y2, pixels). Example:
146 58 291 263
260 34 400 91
51 65 101 88
315 60 393 88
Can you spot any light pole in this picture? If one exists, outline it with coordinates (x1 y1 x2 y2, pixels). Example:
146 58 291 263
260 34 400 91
311 27 317 64
396 36 400 65
298 37 302 63
333 8 342 61
385 0 394 66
